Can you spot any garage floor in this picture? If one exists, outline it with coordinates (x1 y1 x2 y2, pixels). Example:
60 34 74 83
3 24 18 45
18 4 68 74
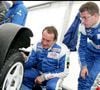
62 51 80 90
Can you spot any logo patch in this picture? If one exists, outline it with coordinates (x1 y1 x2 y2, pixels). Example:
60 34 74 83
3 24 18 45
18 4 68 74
97 34 100 39
17 10 22 16
98 29 100 32
47 52 59 59
51 48 61 53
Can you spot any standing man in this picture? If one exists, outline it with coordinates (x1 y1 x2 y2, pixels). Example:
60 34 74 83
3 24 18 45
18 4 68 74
78 1 100 90
1 1 28 25
21 26 70 90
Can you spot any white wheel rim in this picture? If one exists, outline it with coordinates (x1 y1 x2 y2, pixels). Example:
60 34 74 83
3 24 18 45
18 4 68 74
2 62 24 90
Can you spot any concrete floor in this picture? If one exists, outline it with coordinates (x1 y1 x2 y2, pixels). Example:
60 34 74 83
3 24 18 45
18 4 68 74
62 52 80 90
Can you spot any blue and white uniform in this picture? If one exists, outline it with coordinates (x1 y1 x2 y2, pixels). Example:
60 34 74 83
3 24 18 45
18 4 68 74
2 1 27 25
21 42 69 90
78 21 100 90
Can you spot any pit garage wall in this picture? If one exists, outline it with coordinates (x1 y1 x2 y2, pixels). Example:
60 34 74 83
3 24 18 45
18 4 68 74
25 1 72 45
24 1 100 44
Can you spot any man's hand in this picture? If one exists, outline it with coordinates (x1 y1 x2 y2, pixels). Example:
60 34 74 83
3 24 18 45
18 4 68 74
35 76 44 85
81 66 88 79
34 73 54 85
21 52 27 60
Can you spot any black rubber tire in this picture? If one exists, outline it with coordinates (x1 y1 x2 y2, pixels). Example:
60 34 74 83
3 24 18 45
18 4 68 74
0 52 24 90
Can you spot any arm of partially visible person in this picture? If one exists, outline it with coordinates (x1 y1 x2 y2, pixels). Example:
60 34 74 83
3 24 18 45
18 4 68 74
11 6 28 25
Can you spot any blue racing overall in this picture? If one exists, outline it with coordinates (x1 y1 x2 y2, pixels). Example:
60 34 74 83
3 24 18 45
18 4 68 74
78 22 100 90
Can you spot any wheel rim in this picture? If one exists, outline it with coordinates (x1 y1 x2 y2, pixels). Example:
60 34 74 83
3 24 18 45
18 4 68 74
2 62 24 90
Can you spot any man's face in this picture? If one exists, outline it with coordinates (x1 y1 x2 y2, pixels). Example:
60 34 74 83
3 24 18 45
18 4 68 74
80 11 97 28
42 30 55 49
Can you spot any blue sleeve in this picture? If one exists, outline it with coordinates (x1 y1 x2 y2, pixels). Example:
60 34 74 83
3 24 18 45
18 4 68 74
11 6 28 25
24 50 37 69
78 33 87 67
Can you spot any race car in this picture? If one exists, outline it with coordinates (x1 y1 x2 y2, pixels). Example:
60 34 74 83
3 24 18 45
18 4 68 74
0 23 33 90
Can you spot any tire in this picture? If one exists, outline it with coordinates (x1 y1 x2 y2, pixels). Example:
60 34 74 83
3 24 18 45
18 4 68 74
0 52 24 90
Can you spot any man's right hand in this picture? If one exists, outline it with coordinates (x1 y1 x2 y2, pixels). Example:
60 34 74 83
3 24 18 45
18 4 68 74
35 76 44 85
81 66 88 79
21 52 27 60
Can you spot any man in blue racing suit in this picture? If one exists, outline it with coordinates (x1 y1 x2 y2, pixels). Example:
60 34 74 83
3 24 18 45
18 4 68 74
78 2 100 90
1 1 27 25
21 26 70 90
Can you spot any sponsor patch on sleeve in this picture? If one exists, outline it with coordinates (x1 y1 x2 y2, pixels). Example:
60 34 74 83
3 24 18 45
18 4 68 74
97 34 100 39
17 10 22 16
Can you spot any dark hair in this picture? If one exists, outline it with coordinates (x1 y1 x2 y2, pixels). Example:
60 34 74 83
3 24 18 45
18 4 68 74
42 26 58 41
79 2 99 15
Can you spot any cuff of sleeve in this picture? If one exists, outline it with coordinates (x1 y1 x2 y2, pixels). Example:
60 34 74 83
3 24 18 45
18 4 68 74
80 61 87 68
81 64 87 70
40 74 46 82
44 73 53 80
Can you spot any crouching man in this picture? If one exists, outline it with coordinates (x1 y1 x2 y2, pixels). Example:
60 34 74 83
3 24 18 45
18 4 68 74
21 26 70 90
